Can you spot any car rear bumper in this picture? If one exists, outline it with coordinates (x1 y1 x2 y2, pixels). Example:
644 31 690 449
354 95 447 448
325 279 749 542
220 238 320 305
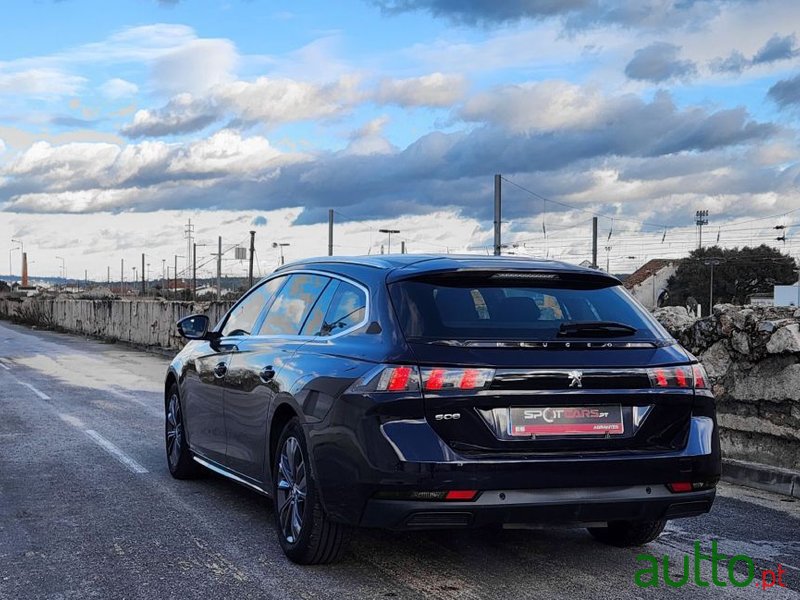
359 485 716 529
312 415 720 526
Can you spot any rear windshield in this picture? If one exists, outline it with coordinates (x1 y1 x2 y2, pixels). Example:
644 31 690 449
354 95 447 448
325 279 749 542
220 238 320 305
388 275 667 342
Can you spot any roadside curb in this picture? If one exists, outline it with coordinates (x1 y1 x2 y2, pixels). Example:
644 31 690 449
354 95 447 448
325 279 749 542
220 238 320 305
722 458 800 499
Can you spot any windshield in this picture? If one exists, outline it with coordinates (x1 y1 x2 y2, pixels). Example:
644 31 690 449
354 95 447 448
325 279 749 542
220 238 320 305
388 276 668 342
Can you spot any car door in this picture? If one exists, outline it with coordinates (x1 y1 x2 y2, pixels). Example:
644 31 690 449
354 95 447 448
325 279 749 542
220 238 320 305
223 273 335 481
181 338 235 464
187 277 285 465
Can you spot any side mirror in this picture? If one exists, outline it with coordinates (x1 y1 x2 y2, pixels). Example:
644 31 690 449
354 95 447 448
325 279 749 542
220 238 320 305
177 314 211 340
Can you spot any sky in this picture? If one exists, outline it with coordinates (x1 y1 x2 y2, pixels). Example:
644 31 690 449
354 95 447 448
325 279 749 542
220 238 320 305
3 0 800 281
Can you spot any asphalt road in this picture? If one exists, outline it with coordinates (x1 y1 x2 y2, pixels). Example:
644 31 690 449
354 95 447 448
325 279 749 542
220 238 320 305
1 320 799 600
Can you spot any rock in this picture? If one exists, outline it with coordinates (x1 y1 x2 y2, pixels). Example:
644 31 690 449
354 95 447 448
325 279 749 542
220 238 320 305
730 331 750 355
733 308 754 330
699 340 731 381
653 306 697 334
758 320 778 334
766 324 800 354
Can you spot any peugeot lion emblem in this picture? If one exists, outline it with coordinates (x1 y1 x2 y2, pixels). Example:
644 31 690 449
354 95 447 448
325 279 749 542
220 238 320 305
568 370 583 388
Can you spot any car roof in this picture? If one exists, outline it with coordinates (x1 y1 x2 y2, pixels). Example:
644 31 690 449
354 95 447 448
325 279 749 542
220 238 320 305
275 254 619 284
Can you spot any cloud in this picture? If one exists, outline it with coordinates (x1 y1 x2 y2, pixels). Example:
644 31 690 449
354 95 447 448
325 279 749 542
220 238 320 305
251 216 268 226
99 78 139 99
752 33 799 65
151 38 239 95
710 50 749 74
768 73 800 109
375 73 467 107
624 42 697 82
370 0 735 30
120 75 366 137
0 68 85 96
120 94 218 138
711 32 800 74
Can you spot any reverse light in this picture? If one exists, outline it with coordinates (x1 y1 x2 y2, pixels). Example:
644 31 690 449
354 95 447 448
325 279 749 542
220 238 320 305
648 364 708 390
421 367 495 391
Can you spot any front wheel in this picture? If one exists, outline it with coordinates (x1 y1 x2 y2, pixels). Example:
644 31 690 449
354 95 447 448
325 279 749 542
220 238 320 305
273 418 348 564
587 519 667 547
165 384 202 479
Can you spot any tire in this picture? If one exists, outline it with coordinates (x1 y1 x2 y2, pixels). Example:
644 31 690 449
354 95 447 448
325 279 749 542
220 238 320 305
273 418 348 564
587 519 667 547
165 383 202 479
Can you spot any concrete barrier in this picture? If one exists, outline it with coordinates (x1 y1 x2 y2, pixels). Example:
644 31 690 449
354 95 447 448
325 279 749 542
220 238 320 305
0 296 233 352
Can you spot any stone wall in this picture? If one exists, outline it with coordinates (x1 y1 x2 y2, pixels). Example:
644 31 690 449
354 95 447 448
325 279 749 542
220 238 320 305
654 304 800 471
0 296 233 351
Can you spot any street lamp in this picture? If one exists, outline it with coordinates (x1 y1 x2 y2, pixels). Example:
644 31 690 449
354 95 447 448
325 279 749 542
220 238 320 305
703 258 722 316
604 245 613 273
55 256 66 284
379 229 401 254
10 238 23 279
272 242 290 266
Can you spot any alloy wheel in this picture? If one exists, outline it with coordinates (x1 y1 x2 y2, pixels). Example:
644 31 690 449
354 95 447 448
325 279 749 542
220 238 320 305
166 393 182 467
276 436 307 544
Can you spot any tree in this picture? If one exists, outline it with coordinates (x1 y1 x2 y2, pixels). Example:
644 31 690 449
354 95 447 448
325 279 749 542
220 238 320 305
666 245 796 310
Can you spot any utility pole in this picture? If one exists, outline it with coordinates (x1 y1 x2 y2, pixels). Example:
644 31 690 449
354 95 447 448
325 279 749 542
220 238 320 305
695 210 709 249
192 243 197 301
184 218 194 275
605 245 612 273
703 258 722 315
141 253 146 296
84 269 88 288
328 209 334 256
107 266 110 286
379 229 400 254
401 240 406 254
120 259 124 294
174 255 179 296
272 242 289 266
248 230 256 288
493 174 502 256
217 236 222 301
591 217 598 268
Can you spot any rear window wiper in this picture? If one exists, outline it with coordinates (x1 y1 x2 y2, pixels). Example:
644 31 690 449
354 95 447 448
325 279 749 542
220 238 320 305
558 321 637 337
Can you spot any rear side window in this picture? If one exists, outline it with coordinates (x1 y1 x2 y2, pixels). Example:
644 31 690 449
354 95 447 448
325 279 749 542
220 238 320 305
222 277 285 337
319 281 367 336
259 274 330 336
389 276 665 341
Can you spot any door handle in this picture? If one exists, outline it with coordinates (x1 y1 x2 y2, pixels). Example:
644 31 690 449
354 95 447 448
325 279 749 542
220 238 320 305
213 362 228 378
260 366 276 382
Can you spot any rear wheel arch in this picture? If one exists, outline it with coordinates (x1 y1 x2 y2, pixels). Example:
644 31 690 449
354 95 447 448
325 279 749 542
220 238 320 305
270 402 300 472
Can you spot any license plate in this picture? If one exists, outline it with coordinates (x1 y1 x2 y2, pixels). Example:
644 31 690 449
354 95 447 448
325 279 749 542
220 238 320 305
509 405 624 436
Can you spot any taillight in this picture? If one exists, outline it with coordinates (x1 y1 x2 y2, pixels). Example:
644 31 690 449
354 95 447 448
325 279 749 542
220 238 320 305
648 364 709 390
692 364 709 389
348 365 421 393
420 367 495 391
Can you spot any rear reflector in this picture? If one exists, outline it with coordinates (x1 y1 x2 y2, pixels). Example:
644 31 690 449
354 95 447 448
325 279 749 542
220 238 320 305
444 490 479 501
667 482 693 493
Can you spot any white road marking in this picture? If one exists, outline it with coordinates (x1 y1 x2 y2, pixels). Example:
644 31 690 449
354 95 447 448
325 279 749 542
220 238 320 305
19 382 51 400
58 413 85 428
0 359 10 370
84 429 149 474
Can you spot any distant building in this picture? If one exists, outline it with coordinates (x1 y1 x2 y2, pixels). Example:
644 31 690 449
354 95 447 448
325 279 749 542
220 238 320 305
623 259 678 310
773 285 800 307
748 292 774 307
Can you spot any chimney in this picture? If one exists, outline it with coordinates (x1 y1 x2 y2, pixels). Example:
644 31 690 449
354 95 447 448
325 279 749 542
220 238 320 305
21 252 28 287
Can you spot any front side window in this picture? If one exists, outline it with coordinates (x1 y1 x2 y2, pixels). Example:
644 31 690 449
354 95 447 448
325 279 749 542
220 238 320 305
221 277 285 337
258 274 330 336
